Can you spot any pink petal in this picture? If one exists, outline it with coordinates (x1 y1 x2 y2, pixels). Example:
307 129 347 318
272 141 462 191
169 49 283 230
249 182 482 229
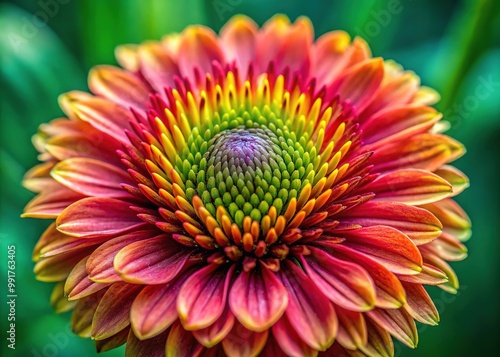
360 169 452 205
229 261 288 332
299 247 376 311
51 158 132 198
138 42 180 94
339 226 423 275
56 197 144 238
114 235 192 284
91 282 143 340
166 321 204 357
131 272 191 339
367 307 418 348
220 15 258 78
328 244 406 309
255 15 290 73
86 228 155 283
272 313 318 357
193 304 235 348
222 320 268 357
341 201 442 244
278 260 337 351
177 264 234 330
402 282 439 326
69 97 133 143
334 305 367 350
65 257 110 300
313 31 352 87
88 65 150 111
260 334 289 357
398 263 448 286
362 106 441 146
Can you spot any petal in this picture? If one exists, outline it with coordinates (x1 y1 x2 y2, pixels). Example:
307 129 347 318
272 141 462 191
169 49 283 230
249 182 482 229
402 282 439 326
339 226 423 275
398 263 448 286
22 182 85 219
69 97 133 144
51 158 133 198
423 231 468 261
272 313 318 357
341 201 442 244
125 329 168 357
328 244 406 308
367 307 418 348
423 253 459 294
278 260 337 351
421 198 471 241
177 26 224 81
56 197 143 238
65 257 110 300
166 321 204 357
114 235 192 284
255 15 291 73
222 320 268 357
87 228 155 283
138 42 180 94
193 304 235 348
220 15 258 78
370 133 465 173
330 58 384 111
313 31 352 86
71 289 107 338
91 282 143 340
299 247 376 311
50 281 77 313
361 169 452 205
358 317 394 357
229 261 288 332
335 306 367 350
434 165 469 197
178 264 234 330
34 248 91 282
260 334 289 357
95 327 129 352
88 65 150 111
362 106 441 147
131 272 191 339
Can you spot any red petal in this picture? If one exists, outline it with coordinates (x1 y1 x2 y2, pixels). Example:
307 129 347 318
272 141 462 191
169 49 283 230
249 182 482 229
131 273 191 339
340 226 423 275
367 307 418 348
313 31 352 87
56 197 143 238
91 282 143 340
299 247 376 311
335 305 367 350
328 244 406 308
52 158 132 198
398 263 448 286
125 329 168 357
423 231 468 261
402 282 439 326
166 321 204 357
342 201 442 245
193 304 235 348
278 260 337 350
360 169 452 205
222 320 268 357
178 264 234 330
86 228 154 283
260 333 289 357
423 252 459 294
138 42 180 94
88 65 150 111
272 313 318 357
229 261 288 332
114 235 192 284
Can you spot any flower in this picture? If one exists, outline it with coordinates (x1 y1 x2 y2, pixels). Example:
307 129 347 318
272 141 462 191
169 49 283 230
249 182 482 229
23 14 471 357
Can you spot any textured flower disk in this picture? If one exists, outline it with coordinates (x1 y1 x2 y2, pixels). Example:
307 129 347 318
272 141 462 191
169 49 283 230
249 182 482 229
23 15 471 357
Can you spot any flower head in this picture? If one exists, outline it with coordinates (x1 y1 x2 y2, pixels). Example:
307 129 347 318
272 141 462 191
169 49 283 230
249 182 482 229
24 15 470 356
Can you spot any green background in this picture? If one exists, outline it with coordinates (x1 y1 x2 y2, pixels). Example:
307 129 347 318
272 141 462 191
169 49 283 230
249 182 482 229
1 0 499 356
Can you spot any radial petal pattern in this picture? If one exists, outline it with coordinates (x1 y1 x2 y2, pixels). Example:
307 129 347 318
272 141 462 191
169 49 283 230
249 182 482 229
23 15 470 356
